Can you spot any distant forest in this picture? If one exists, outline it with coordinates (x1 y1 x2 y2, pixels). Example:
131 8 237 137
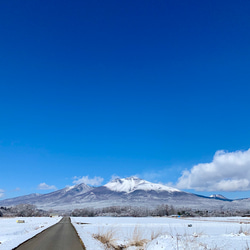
1 204 250 218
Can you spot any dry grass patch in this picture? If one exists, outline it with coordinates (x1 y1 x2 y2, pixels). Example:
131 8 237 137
93 226 150 249
128 226 149 248
93 227 121 249
239 225 250 236
150 227 166 240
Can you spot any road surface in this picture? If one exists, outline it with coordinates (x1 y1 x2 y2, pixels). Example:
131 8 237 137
14 217 85 250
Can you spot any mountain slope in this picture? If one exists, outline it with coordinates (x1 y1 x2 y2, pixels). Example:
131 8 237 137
0 183 92 207
209 194 232 201
0 193 42 206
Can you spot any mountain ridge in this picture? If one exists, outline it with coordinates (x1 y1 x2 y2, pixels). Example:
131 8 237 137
0 176 248 211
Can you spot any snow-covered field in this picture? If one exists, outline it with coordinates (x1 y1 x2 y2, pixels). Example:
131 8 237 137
71 216 250 249
0 217 61 250
1 216 250 249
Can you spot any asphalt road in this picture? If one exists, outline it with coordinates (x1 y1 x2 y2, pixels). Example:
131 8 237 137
14 217 85 250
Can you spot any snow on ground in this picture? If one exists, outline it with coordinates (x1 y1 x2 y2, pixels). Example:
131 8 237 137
71 216 250 249
0 217 61 250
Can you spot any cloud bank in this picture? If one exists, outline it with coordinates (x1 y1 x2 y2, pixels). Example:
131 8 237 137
38 183 57 190
177 149 250 191
73 175 104 186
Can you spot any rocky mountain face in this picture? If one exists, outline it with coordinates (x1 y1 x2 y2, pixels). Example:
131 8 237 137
0 177 243 211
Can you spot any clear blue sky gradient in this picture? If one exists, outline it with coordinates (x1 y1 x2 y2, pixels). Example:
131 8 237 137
1 0 250 199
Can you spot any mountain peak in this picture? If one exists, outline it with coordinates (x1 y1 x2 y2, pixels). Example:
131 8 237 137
104 176 180 193
210 194 229 200
60 182 92 193
125 176 141 180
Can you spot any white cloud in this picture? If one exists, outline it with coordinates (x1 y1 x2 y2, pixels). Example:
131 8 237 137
38 183 57 190
177 149 250 191
73 176 104 186
0 189 4 198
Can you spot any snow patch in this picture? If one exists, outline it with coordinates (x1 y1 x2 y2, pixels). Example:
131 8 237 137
104 176 180 193
0 217 61 250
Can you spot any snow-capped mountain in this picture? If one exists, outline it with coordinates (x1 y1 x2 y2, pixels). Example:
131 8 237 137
104 176 180 193
0 176 246 211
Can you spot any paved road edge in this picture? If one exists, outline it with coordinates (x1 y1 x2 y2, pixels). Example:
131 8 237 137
12 217 64 250
70 217 86 250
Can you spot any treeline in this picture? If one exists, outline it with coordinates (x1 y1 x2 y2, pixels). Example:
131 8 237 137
2 203 250 217
71 204 250 217
72 205 170 217
71 204 191 217
0 204 50 217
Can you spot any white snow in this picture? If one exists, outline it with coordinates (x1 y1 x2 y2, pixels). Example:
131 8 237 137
65 185 75 191
209 194 228 200
104 177 180 193
1 215 249 249
71 216 250 250
0 217 61 249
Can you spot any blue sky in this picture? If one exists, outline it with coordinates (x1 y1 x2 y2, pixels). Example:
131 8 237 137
1 0 250 199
